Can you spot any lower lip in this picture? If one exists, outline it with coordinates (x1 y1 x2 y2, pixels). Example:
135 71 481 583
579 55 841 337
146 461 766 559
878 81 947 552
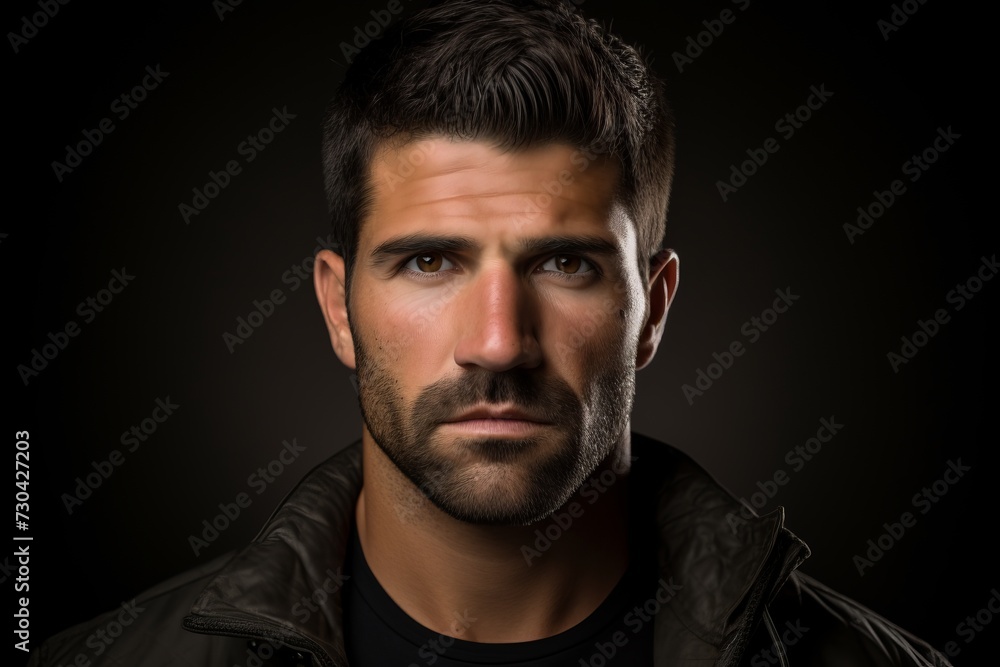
440 419 549 435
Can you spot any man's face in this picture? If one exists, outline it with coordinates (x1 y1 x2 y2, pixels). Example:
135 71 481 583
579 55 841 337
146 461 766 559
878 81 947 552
341 138 656 526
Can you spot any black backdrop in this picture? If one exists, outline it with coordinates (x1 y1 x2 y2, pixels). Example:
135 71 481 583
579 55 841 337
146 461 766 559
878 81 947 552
7 0 995 664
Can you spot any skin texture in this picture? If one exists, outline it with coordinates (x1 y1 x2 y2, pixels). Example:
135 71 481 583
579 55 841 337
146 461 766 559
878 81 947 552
314 137 679 642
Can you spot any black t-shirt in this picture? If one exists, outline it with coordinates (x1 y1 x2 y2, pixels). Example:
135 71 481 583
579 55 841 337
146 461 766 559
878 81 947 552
342 523 658 666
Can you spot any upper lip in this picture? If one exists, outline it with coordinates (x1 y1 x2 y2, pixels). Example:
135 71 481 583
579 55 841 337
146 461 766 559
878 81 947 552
442 404 550 423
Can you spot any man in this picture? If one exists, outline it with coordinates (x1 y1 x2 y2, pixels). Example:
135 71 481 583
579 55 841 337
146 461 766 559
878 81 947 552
29 1 952 665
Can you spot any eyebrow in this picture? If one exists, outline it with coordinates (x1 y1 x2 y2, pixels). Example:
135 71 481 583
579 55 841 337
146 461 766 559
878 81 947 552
367 233 620 268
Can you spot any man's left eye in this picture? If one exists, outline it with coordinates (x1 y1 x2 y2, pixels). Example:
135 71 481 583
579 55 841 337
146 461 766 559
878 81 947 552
539 255 595 275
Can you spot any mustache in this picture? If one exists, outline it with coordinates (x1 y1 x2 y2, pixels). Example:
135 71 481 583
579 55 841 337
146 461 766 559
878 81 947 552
409 368 580 428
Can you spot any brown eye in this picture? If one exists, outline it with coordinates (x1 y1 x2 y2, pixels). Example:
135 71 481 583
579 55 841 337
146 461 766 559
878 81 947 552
555 255 581 273
540 254 594 276
415 254 442 272
403 252 455 275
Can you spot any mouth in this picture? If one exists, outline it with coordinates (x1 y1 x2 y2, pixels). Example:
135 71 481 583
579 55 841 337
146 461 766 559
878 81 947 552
439 404 552 435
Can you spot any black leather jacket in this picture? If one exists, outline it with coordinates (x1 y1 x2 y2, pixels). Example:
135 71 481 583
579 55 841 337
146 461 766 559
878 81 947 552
28 433 952 666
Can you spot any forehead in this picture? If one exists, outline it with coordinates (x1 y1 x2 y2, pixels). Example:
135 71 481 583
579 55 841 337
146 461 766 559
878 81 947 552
362 138 627 245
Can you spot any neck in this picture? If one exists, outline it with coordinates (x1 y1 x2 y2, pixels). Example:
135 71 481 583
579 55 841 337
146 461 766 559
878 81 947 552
354 430 633 643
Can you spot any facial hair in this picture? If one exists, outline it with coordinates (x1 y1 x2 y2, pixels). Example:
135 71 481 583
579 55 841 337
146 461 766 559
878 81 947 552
352 326 636 526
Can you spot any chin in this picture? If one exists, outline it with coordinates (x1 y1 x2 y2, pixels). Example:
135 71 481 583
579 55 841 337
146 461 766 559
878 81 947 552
427 457 587 527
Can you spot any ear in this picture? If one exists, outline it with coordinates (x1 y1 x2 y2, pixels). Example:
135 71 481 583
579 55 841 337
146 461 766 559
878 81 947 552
313 249 356 369
635 248 679 370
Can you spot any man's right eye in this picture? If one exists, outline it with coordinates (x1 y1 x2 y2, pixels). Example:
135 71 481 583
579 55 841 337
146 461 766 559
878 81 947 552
401 252 456 276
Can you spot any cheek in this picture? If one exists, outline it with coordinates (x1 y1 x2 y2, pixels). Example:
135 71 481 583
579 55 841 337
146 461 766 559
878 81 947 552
544 297 632 381
356 282 454 373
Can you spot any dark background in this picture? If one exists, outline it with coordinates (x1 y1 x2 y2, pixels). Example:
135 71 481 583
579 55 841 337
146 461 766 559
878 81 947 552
7 0 995 664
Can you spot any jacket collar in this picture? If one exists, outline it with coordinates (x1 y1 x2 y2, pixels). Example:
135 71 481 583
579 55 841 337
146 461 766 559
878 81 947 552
183 433 809 666
634 431 810 664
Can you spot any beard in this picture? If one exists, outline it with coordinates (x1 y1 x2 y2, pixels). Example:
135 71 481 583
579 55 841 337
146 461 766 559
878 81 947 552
351 325 636 526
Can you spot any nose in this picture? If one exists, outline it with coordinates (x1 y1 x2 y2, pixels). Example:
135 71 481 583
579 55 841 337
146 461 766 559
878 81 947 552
453 262 542 372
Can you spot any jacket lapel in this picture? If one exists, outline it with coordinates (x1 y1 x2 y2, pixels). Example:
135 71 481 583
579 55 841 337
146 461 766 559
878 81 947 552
183 443 363 667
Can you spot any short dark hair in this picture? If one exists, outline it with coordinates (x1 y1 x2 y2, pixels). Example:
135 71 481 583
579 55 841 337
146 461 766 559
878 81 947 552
320 0 675 296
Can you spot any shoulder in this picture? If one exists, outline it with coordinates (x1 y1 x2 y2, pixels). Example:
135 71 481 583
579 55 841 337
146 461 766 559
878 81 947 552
759 571 953 667
27 552 244 667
